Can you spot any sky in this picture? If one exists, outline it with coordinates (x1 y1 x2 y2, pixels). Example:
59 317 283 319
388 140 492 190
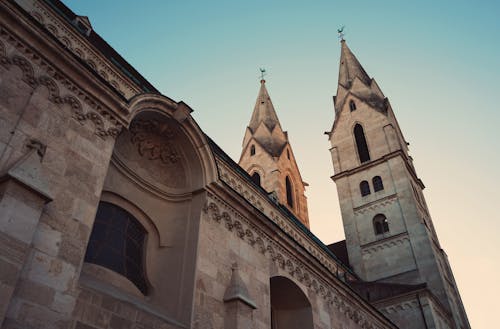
62 0 500 327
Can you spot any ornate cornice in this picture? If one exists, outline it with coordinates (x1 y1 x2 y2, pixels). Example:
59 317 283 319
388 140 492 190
28 0 142 99
0 24 122 139
216 158 354 279
203 192 395 329
353 193 398 215
360 233 410 256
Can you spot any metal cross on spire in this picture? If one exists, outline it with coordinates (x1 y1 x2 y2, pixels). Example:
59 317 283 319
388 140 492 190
259 68 266 81
337 25 345 41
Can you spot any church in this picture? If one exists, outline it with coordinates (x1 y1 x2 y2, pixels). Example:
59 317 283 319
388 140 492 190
0 0 470 328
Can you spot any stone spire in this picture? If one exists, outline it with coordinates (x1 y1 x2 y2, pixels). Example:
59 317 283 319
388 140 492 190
334 40 387 116
338 40 371 88
239 79 310 227
244 79 287 157
248 80 282 133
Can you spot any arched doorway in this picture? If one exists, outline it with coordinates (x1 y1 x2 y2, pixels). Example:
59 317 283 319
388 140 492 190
270 276 314 329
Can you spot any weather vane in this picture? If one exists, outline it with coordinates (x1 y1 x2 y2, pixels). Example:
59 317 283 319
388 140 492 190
259 67 266 80
337 25 345 41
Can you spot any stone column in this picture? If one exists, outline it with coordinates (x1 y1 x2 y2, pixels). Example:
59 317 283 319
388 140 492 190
0 144 52 326
223 263 257 329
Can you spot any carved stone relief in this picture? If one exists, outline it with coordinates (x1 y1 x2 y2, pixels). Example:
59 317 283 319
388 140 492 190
217 159 353 282
29 0 142 99
203 192 388 329
113 118 187 191
0 30 122 139
361 234 410 255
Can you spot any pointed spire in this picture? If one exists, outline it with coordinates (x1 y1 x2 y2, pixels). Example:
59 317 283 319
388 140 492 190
338 40 371 88
333 41 387 116
248 80 282 133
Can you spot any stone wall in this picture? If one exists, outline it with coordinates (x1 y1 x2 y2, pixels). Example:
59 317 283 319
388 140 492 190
0 5 120 326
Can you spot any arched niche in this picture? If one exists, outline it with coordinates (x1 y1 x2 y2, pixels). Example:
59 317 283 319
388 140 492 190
83 95 217 325
270 276 314 329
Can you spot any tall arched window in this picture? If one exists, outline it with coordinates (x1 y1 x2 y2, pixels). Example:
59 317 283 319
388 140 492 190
354 124 370 163
251 172 261 186
250 145 256 156
373 214 389 235
349 100 357 111
84 202 148 295
360 180 371 197
285 176 294 208
372 176 384 192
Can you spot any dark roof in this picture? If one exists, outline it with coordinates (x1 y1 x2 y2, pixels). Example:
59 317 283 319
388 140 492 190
44 0 158 94
327 240 350 268
348 281 427 303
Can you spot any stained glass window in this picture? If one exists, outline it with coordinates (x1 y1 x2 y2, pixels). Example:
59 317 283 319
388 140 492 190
85 202 148 295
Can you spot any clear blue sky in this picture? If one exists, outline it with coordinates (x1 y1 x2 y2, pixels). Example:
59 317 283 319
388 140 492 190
63 0 499 327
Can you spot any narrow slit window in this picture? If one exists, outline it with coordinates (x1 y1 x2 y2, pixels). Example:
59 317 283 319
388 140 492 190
354 124 370 163
250 145 256 156
251 172 261 186
285 176 294 208
349 100 356 111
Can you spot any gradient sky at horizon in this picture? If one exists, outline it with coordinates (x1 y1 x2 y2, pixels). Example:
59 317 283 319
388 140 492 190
62 0 499 327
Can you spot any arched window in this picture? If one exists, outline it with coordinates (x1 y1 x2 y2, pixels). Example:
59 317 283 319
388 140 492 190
250 145 256 156
84 202 148 295
285 176 294 208
373 214 389 235
251 172 261 186
372 176 384 192
360 180 371 197
354 124 370 163
349 100 356 111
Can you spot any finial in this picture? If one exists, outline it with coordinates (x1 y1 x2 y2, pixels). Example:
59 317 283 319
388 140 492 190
259 67 266 82
337 25 345 42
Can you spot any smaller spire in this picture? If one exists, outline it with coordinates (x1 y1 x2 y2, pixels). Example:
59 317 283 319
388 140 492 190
248 78 282 133
338 40 371 87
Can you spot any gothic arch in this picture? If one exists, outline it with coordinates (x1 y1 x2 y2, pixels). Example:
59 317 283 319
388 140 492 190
353 123 370 163
270 276 314 329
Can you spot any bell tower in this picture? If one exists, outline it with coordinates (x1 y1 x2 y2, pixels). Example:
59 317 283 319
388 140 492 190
239 79 309 227
327 40 470 329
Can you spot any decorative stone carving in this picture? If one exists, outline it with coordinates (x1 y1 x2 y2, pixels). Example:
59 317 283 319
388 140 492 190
361 234 410 255
216 158 352 283
203 193 389 328
129 119 180 164
30 0 143 99
0 28 122 139
353 194 398 215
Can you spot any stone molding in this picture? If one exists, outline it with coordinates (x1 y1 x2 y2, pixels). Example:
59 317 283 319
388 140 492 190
216 159 355 282
203 191 394 329
361 233 410 255
353 193 398 215
0 29 122 139
380 300 419 315
29 0 142 99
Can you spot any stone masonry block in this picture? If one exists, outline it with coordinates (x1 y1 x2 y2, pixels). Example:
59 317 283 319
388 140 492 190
32 222 62 257
14 279 55 306
25 250 76 291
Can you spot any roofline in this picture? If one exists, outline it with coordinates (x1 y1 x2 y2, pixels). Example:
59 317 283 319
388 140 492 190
42 0 159 94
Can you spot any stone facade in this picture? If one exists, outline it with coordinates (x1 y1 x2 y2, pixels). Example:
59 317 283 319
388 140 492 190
0 1 469 329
